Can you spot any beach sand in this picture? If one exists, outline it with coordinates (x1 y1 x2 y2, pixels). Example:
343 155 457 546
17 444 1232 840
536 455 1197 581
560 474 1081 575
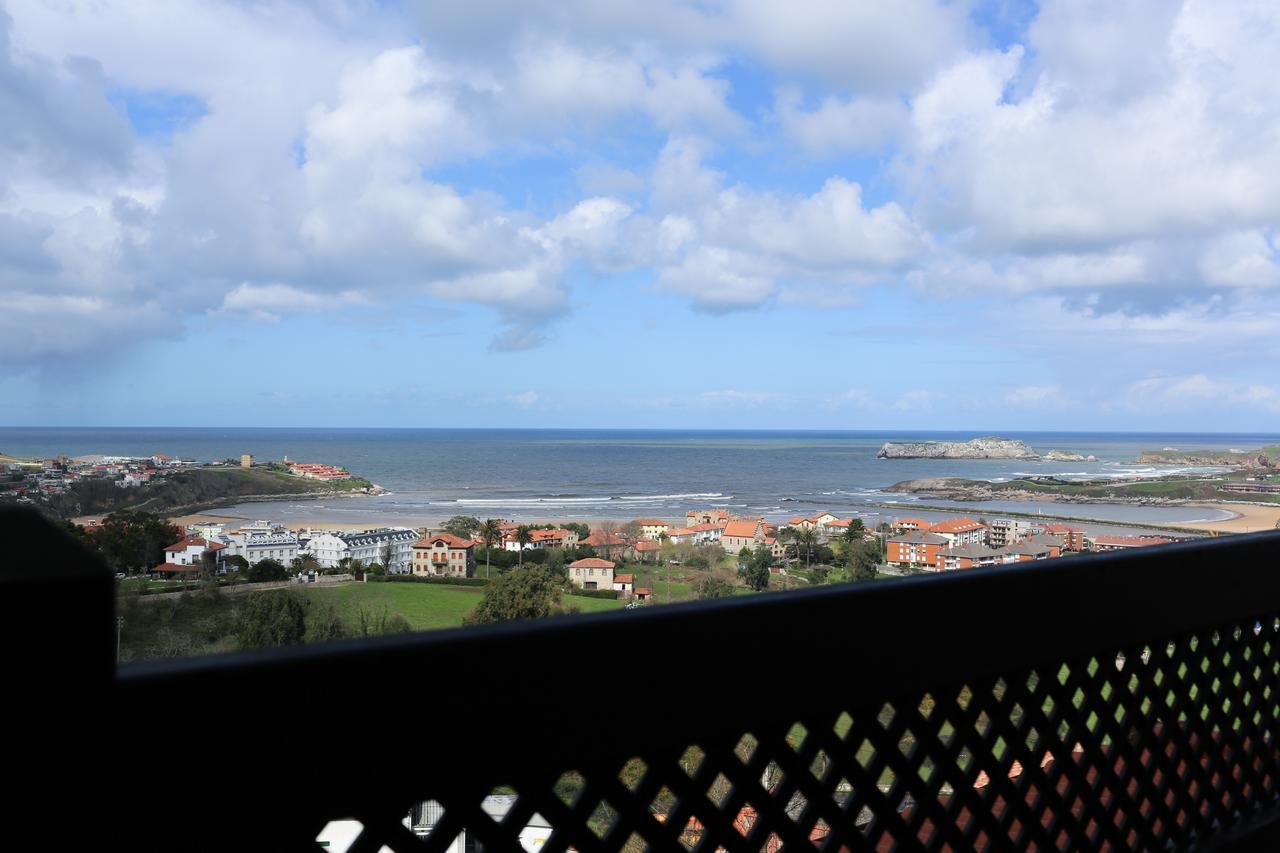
1182 503 1280 534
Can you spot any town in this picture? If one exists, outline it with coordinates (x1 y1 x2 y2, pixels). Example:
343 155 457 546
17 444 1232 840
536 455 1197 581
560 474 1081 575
136 504 1183 591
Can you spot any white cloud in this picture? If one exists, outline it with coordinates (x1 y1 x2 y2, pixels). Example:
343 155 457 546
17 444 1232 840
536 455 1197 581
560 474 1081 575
1123 374 1280 414
1005 385 1067 408
216 282 367 323
507 390 539 407
774 89 909 156
892 390 944 410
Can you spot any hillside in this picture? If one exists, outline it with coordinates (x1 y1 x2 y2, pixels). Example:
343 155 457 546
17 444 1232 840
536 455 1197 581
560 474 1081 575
1136 446 1280 467
886 475 1280 505
46 467 376 518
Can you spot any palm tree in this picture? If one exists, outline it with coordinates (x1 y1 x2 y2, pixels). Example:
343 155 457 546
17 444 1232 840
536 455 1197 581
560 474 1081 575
480 518 502 579
784 525 818 570
516 525 533 567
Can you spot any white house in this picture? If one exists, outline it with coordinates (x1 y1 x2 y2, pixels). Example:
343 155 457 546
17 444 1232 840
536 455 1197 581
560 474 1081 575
567 558 615 591
307 528 417 572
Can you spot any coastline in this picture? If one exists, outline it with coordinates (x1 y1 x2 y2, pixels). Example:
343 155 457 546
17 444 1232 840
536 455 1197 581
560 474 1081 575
1181 503 1280 534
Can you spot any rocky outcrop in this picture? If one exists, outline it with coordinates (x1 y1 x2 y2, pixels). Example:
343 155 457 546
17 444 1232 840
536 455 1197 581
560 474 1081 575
877 437 1041 460
1044 450 1097 462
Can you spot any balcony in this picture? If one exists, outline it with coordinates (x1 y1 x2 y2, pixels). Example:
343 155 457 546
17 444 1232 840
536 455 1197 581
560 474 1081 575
10 506 1280 851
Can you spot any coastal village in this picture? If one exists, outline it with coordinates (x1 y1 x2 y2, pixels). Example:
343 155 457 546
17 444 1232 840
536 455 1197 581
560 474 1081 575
0 447 1239 595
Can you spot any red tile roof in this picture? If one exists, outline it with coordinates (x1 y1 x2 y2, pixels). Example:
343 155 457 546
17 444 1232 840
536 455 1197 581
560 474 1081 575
614 573 634 584
634 540 660 551
152 562 200 573
930 518 985 534
163 536 224 552
632 518 669 526
413 533 472 549
722 520 761 538
568 558 616 569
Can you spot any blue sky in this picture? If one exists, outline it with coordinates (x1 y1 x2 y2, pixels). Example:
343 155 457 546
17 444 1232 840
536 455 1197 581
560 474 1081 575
2 0 1279 429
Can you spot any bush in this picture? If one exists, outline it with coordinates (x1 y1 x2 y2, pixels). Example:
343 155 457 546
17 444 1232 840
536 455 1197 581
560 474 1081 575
567 588 619 599
235 591 306 648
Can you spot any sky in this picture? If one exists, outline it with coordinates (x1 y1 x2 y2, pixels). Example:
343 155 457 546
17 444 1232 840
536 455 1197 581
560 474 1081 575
1 0 1279 431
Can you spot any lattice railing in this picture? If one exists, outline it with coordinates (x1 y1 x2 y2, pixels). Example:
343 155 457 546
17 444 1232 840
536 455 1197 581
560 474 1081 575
321 613 1280 852
104 528 1280 852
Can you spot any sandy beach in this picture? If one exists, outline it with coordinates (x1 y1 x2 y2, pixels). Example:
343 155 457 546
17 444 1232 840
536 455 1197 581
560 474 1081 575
1182 503 1280 534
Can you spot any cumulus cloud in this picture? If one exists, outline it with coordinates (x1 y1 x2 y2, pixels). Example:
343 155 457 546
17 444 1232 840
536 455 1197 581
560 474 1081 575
1124 374 1280 414
216 283 367 323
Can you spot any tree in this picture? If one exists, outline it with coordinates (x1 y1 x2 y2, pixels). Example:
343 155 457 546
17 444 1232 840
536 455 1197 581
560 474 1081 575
694 573 736 599
563 522 591 540
466 563 574 624
352 604 412 637
848 539 882 582
515 525 533 567
225 554 250 573
246 558 288 583
236 591 306 648
306 604 349 643
480 518 503 579
784 525 818 569
844 518 865 542
443 515 483 539
76 511 181 574
737 546 772 591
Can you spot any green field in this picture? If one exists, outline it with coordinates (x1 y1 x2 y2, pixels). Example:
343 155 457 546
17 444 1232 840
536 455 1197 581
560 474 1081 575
306 581 625 631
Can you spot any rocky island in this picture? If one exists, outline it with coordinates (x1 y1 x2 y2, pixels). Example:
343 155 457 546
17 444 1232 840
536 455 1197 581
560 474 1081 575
877 437 1042 460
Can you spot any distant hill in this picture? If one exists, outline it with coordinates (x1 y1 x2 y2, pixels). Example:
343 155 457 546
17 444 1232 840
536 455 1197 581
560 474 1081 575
44 467 376 519
1137 446 1280 468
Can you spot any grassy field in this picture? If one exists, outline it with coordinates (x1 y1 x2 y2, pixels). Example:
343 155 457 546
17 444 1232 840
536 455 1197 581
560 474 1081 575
295 581 626 631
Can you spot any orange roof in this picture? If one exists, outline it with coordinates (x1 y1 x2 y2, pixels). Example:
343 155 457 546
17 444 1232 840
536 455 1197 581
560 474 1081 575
930 518 985 533
635 588 652 595
152 562 199 573
667 527 694 536
894 517 930 527
634 540 660 551
633 518 669 526
164 536 223 552
414 533 472 548
723 520 761 538
689 523 725 532
614 573 634 583
568 557 616 569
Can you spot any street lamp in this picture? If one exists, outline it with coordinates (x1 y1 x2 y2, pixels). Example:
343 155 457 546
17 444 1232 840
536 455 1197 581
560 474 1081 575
116 616 125 664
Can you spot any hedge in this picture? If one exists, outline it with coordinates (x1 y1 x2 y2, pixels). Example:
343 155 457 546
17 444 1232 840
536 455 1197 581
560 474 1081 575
567 588 621 600
369 574 491 587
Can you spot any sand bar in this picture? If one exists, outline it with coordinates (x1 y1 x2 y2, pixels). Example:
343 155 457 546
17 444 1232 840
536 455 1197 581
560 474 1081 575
1182 503 1280 534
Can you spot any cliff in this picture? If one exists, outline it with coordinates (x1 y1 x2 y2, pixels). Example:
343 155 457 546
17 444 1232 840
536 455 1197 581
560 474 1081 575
877 437 1041 460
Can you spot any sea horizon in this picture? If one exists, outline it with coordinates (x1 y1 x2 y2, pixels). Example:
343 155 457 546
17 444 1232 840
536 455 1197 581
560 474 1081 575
6 426 1274 533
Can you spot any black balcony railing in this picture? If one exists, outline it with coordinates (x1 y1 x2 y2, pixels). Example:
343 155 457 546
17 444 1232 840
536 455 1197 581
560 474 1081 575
8 507 1280 851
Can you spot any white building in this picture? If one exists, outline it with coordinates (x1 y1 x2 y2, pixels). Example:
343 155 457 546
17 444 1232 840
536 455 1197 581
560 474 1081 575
307 528 417 572
161 536 225 567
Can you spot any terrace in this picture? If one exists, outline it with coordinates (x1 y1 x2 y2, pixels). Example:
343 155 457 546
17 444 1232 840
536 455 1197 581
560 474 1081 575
12 506 1280 851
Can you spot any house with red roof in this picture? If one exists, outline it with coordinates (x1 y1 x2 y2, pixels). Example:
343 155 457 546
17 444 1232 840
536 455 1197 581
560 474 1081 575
721 519 767 555
567 557 614 591
628 539 661 563
892 517 932 533
161 536 225 568
1038 523 1087 551
886 531 948 569
632 518 671 540
786 511 839 531
613 572 635 598
411 533 476 578
928 517 987 547
686 509 732 527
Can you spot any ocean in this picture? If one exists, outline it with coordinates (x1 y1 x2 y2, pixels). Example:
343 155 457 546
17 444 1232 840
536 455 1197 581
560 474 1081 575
3 427 1272 530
